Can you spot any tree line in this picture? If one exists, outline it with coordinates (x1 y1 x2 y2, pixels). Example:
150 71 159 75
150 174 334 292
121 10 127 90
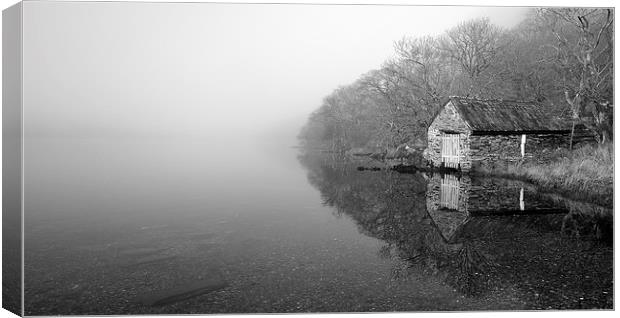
298 8 613 152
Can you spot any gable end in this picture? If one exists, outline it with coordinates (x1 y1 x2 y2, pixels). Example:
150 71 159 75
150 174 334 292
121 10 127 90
429 101 472 133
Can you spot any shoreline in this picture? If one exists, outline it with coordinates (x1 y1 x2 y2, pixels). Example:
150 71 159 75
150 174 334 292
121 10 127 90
472 144 613 209
353 157 613 210
472 168 613 209
301 143 614 209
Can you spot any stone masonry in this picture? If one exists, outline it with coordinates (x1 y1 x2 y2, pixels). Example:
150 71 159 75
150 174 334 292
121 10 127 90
425 99 575 171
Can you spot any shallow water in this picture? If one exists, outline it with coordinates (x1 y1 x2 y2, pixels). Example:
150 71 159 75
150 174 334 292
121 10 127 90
23 139 613 314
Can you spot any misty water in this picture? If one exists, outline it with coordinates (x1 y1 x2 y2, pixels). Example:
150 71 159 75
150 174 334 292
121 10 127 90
23 138 612 315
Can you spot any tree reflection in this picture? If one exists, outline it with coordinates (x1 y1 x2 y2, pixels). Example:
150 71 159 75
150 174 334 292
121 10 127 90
298 152 613 308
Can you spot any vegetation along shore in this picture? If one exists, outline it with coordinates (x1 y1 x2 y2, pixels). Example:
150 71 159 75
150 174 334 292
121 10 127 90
298 8 613 207
476 144 613 208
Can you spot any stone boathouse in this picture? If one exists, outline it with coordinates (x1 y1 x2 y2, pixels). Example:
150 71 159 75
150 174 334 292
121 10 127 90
425 97 590 171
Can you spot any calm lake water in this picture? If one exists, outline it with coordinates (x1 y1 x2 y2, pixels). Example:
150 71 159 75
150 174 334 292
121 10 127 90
23 138 613 315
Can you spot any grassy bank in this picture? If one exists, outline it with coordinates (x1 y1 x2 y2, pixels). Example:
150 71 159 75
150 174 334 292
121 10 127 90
477 144 614 208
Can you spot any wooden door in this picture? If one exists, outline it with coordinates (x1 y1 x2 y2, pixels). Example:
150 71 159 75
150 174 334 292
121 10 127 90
441 133 460 168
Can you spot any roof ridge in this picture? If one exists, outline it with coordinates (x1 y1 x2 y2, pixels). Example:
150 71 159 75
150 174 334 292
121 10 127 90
449 96 537 104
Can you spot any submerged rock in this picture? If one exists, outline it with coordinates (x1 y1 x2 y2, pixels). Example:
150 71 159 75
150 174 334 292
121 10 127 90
136 275 228 306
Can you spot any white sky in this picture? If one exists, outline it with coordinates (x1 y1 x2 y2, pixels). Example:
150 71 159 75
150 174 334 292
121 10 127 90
23 1 533 144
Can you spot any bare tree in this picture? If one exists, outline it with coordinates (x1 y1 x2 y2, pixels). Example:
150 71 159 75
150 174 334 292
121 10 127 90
539 8 614 145
440 17 504 92
299 12 613 154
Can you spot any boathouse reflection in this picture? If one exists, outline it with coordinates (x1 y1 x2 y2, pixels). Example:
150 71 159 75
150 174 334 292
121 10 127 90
298 153 613 306
427 174 572 243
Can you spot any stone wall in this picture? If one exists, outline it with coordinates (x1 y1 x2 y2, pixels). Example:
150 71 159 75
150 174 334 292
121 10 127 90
469 134 520 170
525 133 572 163
469 133 571 170
425 101 472 170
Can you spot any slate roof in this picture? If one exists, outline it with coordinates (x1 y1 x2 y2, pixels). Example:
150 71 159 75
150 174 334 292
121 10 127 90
449 97 572 133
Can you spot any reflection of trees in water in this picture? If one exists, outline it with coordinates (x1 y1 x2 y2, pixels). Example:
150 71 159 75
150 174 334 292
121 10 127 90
297 153 613 307
560 201 613 245
452 243 492 296
299 153 495 296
